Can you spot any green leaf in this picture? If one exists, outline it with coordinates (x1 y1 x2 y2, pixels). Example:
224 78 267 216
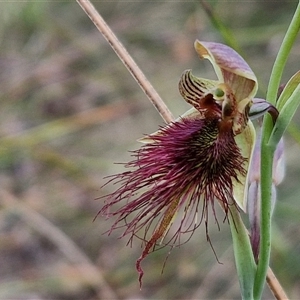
268 83 300 148
277 70 300 111
229 205 256 300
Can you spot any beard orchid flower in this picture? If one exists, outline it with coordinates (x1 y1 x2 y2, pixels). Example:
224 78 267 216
98 41 275 287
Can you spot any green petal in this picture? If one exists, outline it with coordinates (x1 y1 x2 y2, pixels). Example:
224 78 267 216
194 40 258 102
232 120 256 211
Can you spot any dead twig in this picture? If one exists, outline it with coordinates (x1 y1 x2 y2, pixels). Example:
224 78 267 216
267 267 289 300
77 0 174 124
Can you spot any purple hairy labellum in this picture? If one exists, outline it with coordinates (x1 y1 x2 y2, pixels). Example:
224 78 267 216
100 114 246 285
97 40 276 287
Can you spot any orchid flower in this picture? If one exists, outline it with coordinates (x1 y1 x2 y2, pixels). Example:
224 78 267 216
98 41 277 287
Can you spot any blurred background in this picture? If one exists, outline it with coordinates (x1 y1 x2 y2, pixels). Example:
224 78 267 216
0 1 299 299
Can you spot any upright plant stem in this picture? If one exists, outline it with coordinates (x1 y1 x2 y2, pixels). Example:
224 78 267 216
254 2 300 299
265 1 300 107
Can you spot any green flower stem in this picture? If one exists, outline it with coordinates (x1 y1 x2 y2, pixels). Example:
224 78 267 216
254 2 300 299
229 205 256 300
265 1 300 106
